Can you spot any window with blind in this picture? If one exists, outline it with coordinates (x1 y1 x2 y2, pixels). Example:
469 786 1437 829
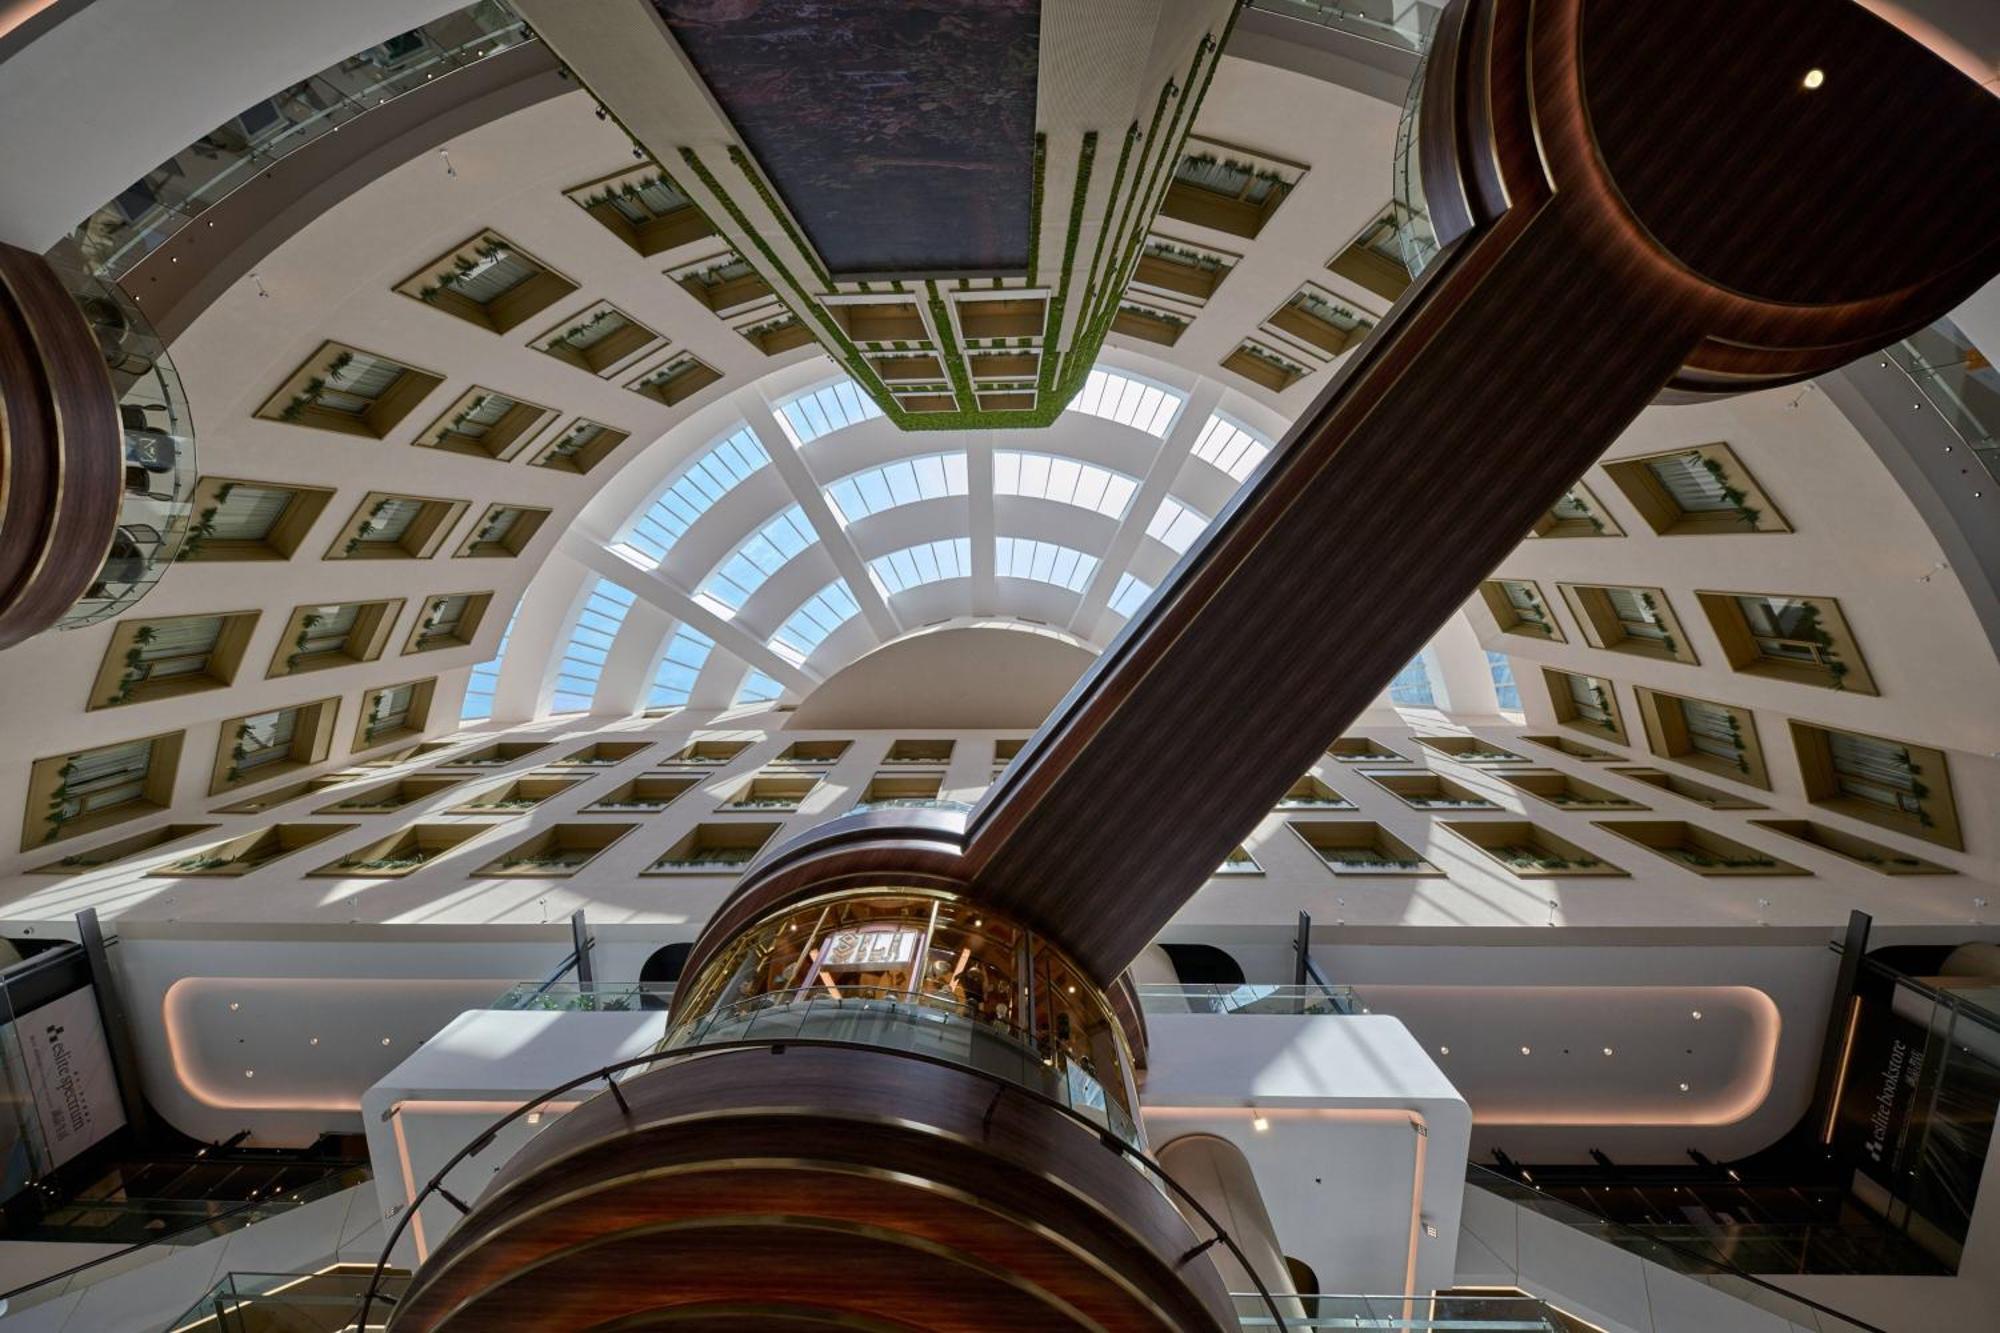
1603 445 1790 535
1790 721 1958 848
58 739 155 819
235 708 300 772
209 485 294 541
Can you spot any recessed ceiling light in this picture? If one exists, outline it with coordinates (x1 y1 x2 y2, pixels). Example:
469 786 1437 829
244 1069 255 1078
309 1037 319 1046
1602 1046 1614 1056
381 1037 392 1046
1438 1045 1450 1055
526 1111 542 1126
1251 1114 1270 1133
1691 1010 1703 1020
1520 1045 1532 1055
228 1002 239 1011
1803 68 1825 89
1679 1082 1691 1092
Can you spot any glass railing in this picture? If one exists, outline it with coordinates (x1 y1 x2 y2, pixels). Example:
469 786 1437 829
850 797 973 814
490 980 677 1012
69 0 535 279
0 1172 367 1314
167 1268 410 1333
659 985 1142 1147
42 241 199 629
1233 1292 1560 1330
1389 52 1439 277
1467 1165 1886 1330
1246 0 1444 54
1884 318 2000 484
1137 982 1359 1015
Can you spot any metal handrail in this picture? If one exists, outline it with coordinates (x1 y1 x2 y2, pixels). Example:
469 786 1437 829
355 1038 1290 1331
1465 1164 1887 1333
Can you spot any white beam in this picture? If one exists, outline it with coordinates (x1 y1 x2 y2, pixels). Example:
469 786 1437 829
1070 377 1221 636
561 531 818 694
967 432 998 609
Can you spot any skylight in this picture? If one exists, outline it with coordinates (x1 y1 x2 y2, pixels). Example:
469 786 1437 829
1190 412 1272 483
1388 651 1437 708
460 599 520 722
869 538 972 595
614 424 770 565
994 451 1138 519
824 452 968 525
1144 496 1210 553
1488 650 1521 712
773 378 882 447
735 670 784 706
649 624 714 710
995 537 1099 593
698 505 819 612
551 579 635 714
1108 573 1153 618
769 580 862 664
1065 366 1183 438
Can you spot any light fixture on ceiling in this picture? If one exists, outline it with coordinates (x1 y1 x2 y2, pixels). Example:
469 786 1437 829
1438 1045 1450 1055
1520 1045 1532 1055
309 1037 319 1046
1602 1046 1614 1056
1679 1082 1691 1092
381 1037 392 1046
1803 68 1825 89
244 1069 254 1078
229 1002 239 1011
1691 1010 1703 1021
527 1111 542 1126
1250 1112 1270 1133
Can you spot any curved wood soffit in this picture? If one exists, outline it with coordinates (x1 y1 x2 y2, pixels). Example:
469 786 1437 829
665 0 2000 985
388 1046 1235 1333
0 242 120 651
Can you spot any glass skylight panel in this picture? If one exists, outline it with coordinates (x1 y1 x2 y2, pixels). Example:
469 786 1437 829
994 451 1137 519
615 425 770 564
649 624 714 709
1144 497 1210 553
551 579 635 714
769 580 861 663
1065 366 1184 438
995 537 1099 593
1487 651 1521 711
1108 573 1154 618
460 600 519 722
735 670 784 706
699 505 819 612
1190 413 1272 483
823 452 968 525
1388 652 1437 707
869 538 972 595
774 378 882 447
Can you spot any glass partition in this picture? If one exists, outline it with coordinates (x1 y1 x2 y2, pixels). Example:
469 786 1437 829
1245 1 1444 54
70 1 534 279
663 889 1144 1146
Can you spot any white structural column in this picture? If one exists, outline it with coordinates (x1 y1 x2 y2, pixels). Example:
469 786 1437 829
1070 378 1222 636
561 530 818 695
1424 612 1503 716
736 389 902 641
966 433 999 609
594 601 675 717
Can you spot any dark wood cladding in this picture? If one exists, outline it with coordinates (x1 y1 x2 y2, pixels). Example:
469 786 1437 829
949 0 2000 978
0 243 120 651
388 1045 1235 1332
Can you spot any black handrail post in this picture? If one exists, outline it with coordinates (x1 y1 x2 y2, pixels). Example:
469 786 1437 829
1808 910 1872 1152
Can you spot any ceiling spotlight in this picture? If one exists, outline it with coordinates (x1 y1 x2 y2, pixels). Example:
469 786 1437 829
1251 1113 1270 1133
1520 1045 1532 1056
1679 1082 1691 1092
1438 1045 1450 1055
309 1037 320 1046
244 1070 255 1079
1602 1046 1614 1056
381 1037 393 1046
1803 68 1825 90
594 108 608 120
526 1111 542 1126
1691 1010 1703 1021
229 1002 239 1011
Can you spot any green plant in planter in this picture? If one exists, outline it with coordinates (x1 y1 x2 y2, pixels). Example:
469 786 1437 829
1687 453 1763 528
279 353 353 421
176 483 234 561
223 721 255 786
169 855 233 872
343 499 397 557
435 394 492 445
42 758 80 843
1636 592 1679 659
108 625 161 705
417 240 509 304
286 613 325 671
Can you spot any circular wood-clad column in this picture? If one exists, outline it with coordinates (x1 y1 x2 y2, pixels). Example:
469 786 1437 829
388 1045 1237 1332
0 242 120 650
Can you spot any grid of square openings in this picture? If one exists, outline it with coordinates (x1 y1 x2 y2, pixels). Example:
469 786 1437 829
773 378 883 447
698 505 818 612
551 580 635 713
823 452 968 525
869 538 972 595
994 451 1137 519
615 425 769 565
1190 413 1272 482
649 624 714 710
1064 367 1184 438
994 538 1098 593
769 580 861 664
1108 573 1153 618
460 599 520 721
